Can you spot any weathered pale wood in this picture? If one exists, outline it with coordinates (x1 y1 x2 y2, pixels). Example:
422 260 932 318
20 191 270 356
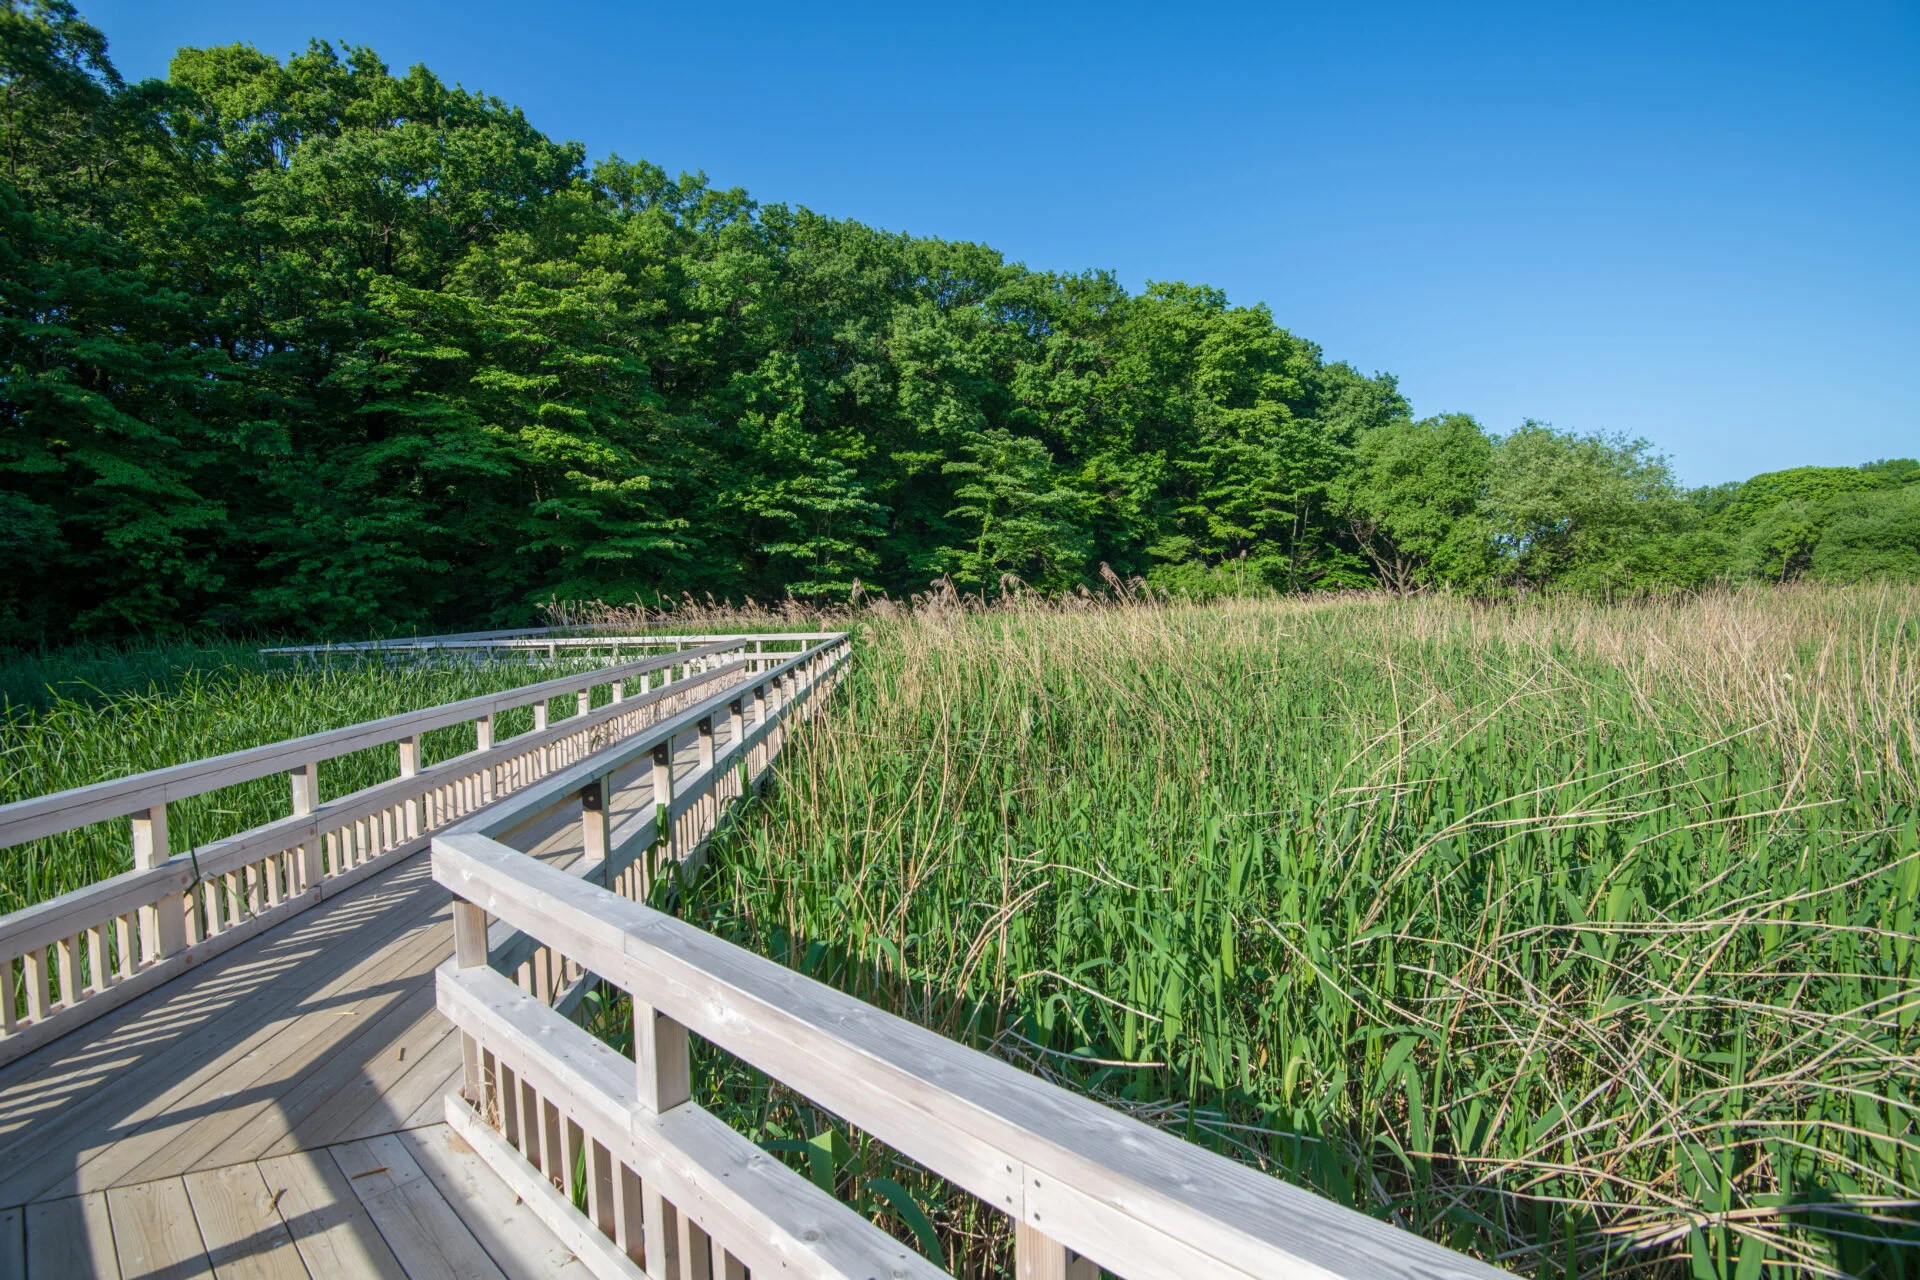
24 1193 119 1279
0 640 751 847
181 1162 309 1280
434 831 1503 1280
439 1102 643 1280
255 1148 409 1280
105 1178 212 1278
400 1123 600 1280
0 654 771 1069
0 856 454 1205
331 1133 509 1280
435 963 946 1280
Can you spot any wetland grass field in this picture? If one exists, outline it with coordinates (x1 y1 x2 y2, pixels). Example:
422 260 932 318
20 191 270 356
672 585 1918 1278
3 586 1916 1277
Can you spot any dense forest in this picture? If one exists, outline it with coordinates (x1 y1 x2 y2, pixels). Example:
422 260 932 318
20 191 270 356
2 1 1916 645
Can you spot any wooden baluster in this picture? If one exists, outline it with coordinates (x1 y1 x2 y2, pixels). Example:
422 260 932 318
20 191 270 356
610 679 624 704
614 1160 645 1265
86 923 112 993
132 805 185 962
1 958 17 1034
398 733 422 838
534 700 550 777
475 713 496 804
55 935 79 1009
587 1137 616 1241
577 688 591 718
23 948 48 1023
728 698 746 802
678 1211 715 1280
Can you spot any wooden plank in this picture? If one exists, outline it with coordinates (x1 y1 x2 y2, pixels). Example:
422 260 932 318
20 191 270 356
399 1122 601 1280
330 1133 507 1280
340 1025 464 1143
254 998 454 1156
0 856 452 1204
24 1194 119 1279
110 911 456 1186
105 1178 212 1278
181 1163 308 1280
206 983 442 1168
255 1149 406 1280
435 834 1505 1280
0 1206 19 1280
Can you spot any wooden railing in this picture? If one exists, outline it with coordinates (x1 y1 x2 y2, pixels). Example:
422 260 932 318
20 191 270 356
262 630 842 667
0 635 838 1066
431 639 1508 1280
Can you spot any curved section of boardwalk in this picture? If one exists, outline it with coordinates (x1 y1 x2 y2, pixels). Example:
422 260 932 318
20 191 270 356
0 721 718 1278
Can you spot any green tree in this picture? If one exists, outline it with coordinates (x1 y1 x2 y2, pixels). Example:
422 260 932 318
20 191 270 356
1330 413 1494 594
1482 423 1690 589
937 429 1089 591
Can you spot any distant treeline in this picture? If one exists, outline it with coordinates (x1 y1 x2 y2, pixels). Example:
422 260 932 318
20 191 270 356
3 2 1916 644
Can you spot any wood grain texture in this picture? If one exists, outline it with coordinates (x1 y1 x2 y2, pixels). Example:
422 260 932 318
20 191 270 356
24 1194 120 1279
105 1178 212 1279
435 833 1506 1280
254 1149 408 1280
331 1134 507 1280
181 1163 308 1280
435 964 947 1280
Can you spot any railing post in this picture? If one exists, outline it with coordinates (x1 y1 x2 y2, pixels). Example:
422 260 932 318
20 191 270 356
577 688 591 718
399 733 422 838
634 995 692 1278
581 779 608 873
290 760 323 890
1016 1222 1098 1280
728 698 744 768
651 740 675 878
132 805 185 962
610 679 624 704
453 897 488 1105
696 717 715 835
476 714 496 804
752 683 767 729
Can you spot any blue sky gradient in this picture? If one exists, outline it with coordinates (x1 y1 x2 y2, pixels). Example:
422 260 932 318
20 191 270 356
82 1 1917 486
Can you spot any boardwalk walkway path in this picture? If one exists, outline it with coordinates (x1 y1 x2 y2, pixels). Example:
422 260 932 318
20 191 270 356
0 722 721 1278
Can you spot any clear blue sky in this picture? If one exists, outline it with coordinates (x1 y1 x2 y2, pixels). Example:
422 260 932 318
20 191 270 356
82 0 1917 487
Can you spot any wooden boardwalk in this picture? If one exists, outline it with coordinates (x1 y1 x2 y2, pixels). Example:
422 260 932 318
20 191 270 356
0 732 708 1279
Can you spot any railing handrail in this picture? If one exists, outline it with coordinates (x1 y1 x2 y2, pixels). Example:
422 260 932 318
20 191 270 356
0 654 767 958
260 631 844 656
433 833 1503 1280
0 638 751 848
441 637 847 853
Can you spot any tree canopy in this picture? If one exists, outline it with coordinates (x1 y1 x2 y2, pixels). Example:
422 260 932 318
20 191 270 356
2 1 1914 642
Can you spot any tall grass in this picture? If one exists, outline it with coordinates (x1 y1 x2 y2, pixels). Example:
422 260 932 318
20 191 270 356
669 583 1919 1277
0 648 612 912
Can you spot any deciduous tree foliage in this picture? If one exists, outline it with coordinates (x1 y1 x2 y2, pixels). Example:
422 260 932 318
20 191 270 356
2 3 1915 641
